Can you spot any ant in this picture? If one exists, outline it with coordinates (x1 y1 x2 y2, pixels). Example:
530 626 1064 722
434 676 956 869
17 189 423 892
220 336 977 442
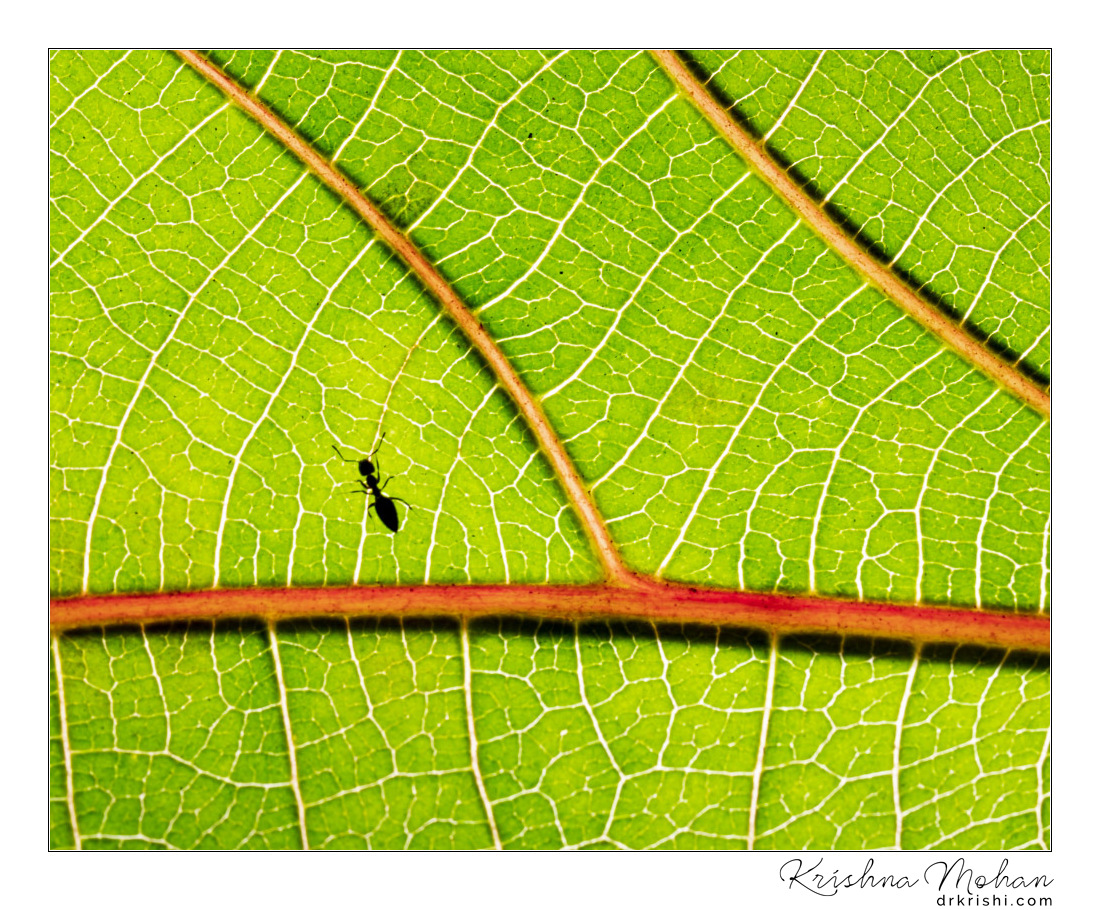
332 433 410 533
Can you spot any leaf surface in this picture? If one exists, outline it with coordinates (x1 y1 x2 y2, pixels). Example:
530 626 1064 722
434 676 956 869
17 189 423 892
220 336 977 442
49 49 1050 849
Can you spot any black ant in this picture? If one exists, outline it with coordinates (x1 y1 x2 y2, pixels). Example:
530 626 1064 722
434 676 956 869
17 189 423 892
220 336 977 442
332 434 410 533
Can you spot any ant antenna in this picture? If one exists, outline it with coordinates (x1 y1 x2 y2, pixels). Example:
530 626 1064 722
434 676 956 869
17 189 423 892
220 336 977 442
369 431 386 460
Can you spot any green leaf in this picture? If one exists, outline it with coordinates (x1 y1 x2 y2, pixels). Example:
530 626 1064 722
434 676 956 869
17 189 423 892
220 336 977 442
50 49 1050 849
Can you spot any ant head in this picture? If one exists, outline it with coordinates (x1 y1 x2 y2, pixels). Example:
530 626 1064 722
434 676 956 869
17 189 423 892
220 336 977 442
358 458 376 477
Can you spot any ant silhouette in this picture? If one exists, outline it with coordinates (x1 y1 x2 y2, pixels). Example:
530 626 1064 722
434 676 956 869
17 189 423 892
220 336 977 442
332 433 410 533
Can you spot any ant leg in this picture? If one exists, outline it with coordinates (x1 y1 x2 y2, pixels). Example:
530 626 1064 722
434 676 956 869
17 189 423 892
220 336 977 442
332 444 358 463
343 490 375 518
389 497 411 508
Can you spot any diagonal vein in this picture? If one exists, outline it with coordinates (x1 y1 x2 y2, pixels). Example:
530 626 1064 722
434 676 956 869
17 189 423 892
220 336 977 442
50 91 230 271
212 237 376 588
79 167 311 594
649 49 1050 421
176 49 633 586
